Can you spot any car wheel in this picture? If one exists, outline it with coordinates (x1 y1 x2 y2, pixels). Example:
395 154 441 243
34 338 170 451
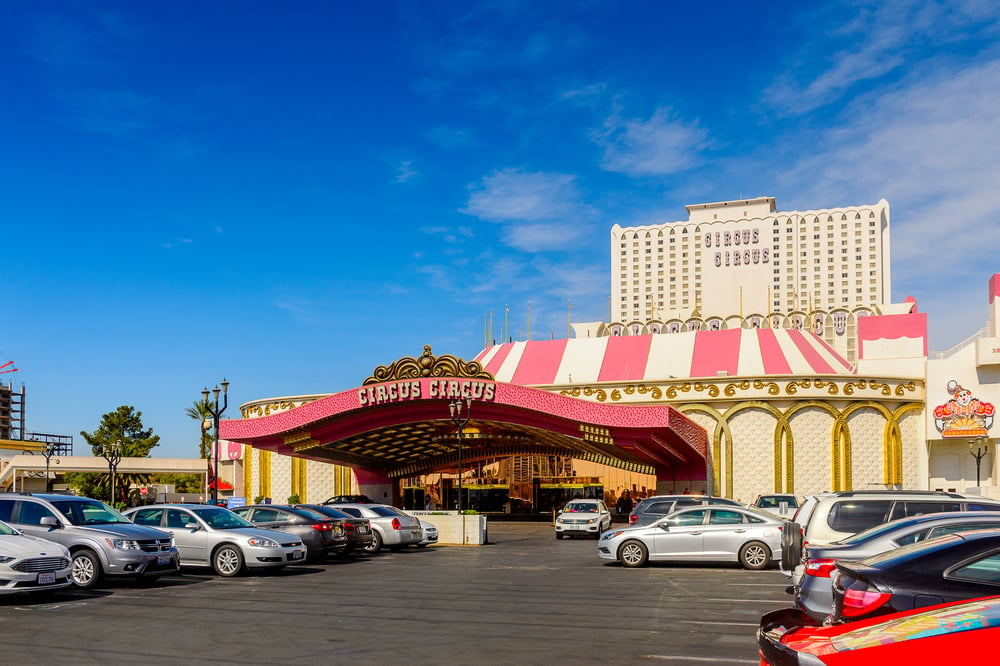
619 540 648 568
780 521 803 569
364 531 383 554
555 532 564 540
212 544 245 577
739 541 772 570
70 549 103 589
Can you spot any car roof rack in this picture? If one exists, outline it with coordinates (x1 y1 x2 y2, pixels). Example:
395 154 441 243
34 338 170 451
827 490 966 498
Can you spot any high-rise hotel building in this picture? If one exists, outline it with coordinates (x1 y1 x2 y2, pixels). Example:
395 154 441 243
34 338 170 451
608 197 892 362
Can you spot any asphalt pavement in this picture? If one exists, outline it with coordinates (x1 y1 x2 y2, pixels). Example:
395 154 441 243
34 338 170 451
0 522 791 665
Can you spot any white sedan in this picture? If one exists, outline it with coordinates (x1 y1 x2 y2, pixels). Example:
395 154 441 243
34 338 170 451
598 505 783 569
0 518 72 595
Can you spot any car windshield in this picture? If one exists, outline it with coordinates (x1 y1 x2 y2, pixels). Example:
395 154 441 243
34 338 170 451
191 507 255 529
53 499 131 525
0 520 19 536
564 502 598 513
756 496 798 509
369 506 400 518
301 505 352 520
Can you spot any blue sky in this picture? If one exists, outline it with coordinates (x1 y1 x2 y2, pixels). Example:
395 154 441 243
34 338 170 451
3 1 999 458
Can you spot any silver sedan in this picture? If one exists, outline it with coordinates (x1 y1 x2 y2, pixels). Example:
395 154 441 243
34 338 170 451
124 504 306 576
598 505 783 569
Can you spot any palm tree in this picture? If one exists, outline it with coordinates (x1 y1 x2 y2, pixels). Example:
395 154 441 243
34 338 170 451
185 399 215 459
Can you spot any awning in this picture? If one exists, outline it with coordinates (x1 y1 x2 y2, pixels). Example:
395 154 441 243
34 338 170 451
207 479 234 490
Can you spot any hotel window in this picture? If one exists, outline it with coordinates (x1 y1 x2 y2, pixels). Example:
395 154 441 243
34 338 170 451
774 277 780 282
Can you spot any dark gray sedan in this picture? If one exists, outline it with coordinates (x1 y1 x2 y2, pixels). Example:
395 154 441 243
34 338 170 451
231 505 348 560
794 511 1000 621
294 504 375 554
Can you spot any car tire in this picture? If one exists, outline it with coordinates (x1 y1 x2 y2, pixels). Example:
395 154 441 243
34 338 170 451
70 549 103 589
212 544 245 577
739 540 772 570
619 540 649 568
780 521 803 569
555 532 564 540
364 531 383 554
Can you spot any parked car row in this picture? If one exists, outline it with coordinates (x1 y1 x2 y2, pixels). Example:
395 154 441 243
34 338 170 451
0 493 438 596
759 490 1000 663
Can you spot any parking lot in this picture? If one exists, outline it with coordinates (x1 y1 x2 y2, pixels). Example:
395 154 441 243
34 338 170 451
0 522 790 665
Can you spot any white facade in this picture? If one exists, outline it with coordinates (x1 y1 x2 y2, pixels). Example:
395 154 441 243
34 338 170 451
610 197 891 325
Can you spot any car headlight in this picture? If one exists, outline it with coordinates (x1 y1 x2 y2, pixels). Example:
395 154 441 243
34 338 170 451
601 531 625 540
0 555 15 563
585 518 597 524
247 537 279 548
106 538 142 550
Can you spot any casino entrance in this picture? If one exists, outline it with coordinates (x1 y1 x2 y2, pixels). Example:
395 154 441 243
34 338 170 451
222 347 706 511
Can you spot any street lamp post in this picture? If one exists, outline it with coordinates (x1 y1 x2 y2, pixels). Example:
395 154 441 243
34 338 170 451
969 437 990 489
40 442 60 493
449 398 472 513
101 440 123 506
203 379 229 504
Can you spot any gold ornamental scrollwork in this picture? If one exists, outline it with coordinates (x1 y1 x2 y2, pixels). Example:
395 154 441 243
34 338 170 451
363 345 494 385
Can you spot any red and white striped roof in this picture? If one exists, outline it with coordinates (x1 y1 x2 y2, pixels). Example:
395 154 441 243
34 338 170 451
474 329 854 386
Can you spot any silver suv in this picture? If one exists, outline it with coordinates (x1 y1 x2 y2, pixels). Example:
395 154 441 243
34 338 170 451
780 490 1000 572
0 493 179 589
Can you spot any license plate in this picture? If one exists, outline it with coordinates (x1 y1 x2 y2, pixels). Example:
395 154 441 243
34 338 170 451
357 526 368 533
569 524 581 531
38 572 55 585
157 554 172 565
290 550 305 560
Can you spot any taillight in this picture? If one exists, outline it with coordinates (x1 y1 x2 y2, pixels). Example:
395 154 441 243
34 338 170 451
804 559 837 577
629 515 637 525
391 518 401 530
344 523 356 533
311 522 333 531
840 585 891 617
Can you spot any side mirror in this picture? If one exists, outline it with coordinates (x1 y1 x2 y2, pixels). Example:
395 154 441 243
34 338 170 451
40 516 61 528
184 522 199 530
657 523 670 532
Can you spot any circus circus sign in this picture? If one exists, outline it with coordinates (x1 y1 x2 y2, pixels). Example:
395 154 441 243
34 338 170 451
933 380 995 438
358 378 497 407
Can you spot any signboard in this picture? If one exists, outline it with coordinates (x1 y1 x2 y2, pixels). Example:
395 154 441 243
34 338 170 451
227 497 247 509
140 486 148 496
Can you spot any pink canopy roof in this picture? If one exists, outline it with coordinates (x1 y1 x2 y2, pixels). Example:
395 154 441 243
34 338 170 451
474 329 854 386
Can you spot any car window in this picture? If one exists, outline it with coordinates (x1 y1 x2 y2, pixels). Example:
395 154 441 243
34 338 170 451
889 501 961 520
926 523 1000 539
193 507 254 529
15 501 55 525
675 498 702 509
52 500 129 525
0 520 18 536
132 509 164 527
644 501 676 515
0 499 14 522
827 500 893 533
167 509 194 529
966 503 1000 512
666 510 707 527
950 552 1000 585
369 506 398 518
252 508 286 522
339 507 363 518
708 510 745 525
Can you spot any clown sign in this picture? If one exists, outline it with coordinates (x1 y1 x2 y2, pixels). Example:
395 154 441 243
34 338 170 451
933 380 995 438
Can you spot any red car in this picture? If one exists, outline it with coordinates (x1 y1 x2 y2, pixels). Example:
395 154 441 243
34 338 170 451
758 596 1000 664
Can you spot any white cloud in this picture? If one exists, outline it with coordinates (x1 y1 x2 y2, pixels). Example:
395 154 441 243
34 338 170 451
772 57 1000 349
394 160 418 183
462 168 595 251
764 1 1000 113
595 106 709 176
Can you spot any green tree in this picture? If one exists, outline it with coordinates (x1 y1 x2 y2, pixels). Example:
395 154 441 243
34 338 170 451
79 406 160 506
185 399 214 459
